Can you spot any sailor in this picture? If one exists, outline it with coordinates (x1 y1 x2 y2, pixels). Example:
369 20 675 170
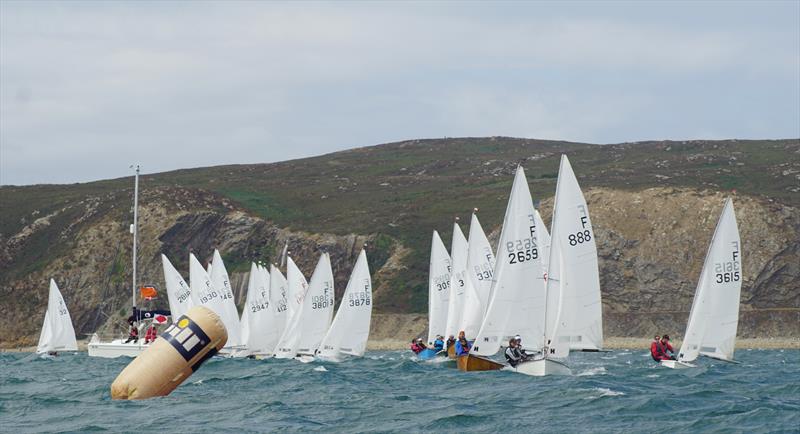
417 338 428 351
432 335 445 352
410 338 422 354
144 324 158 344
505 338 523 367
124 320 139 344
650 335 663 361
455 331 471 356
660 335 676 360
446 335 456 349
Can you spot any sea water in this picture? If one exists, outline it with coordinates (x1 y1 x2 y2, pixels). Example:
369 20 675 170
1 350 798 433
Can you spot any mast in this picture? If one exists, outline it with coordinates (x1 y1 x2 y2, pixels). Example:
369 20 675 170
131 164 140 322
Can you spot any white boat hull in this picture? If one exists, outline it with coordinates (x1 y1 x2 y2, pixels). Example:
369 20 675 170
660 359 696 369
87 337 149 358
514 357 571 376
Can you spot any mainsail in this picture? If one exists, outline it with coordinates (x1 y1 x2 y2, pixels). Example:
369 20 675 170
274 257 309 358
241 263 272 355
37 279 78 354
264 264 289 355
427 230 452 344
460 213 496 338
209 250 242 349
444 222 470 339
473 166 547 356
318 249 373 359
546 155 603 354
161 254 192 322
296 253 335 356
678 198 742 363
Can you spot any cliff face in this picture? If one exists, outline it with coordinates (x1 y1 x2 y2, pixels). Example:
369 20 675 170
1 138 798 346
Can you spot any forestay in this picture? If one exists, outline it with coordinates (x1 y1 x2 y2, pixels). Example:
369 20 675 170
460 213 496 338
444 223 470 339
161 254 192 322
473 166 547 356
296 253 335 356
274 257 309 359
318 249 373 359
210 250 242 349
678 198 742 363
546 155 603 354
427 230 452 344
37 279 78 354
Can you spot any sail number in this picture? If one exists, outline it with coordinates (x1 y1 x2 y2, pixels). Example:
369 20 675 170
312 295 332 310
435 277 451 291
200 291 218 303
348 291 371 307
568 230 592 246
714 260 740 283
506 238 538 264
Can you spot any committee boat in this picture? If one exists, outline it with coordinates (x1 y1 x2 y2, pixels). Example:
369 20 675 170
662 198 742 369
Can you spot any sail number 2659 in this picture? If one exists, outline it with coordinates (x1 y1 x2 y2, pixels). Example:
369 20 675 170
507 238 538 264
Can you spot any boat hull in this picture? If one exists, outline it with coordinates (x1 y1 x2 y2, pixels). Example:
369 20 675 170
513 357 571 376
418 348 443 360
88 339 149 358
447 344 456 360
457 354 504 372
660 359 696 369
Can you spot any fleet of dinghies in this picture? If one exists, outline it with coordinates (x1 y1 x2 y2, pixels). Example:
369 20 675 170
35 158 744 373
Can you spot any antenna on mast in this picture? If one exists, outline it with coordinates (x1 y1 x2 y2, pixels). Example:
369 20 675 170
130 164 140 323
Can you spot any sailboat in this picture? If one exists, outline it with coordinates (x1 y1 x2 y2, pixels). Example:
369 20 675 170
460 166 549 373
662 198 742 369
459 212 496 340
37 279 78 355
444 221 470 357
317 249 373 361
274 256 310 359
295 253 335 359
89 165 158 358
545 155 604 354
208 250 243 353
421 231 451 360
161 254 192 321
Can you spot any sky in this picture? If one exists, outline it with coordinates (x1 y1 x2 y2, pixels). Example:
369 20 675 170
1 1 798 185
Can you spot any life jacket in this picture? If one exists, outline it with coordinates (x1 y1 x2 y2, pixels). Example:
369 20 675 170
661 340 674 353
650 341 663 361
433 339 444 351
410 343 421 354
129 327 139 338
505 346 520 366
455 339 470 356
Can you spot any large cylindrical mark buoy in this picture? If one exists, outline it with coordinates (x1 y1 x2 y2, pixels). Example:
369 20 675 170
111 305 227 400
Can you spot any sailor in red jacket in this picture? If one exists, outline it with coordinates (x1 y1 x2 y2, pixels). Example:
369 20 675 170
144 324 158 344
650 335 663 361
660 335 676 360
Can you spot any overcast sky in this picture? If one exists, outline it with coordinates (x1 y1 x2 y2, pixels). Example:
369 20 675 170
1 1 798 185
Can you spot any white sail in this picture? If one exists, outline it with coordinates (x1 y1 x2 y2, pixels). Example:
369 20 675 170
473 166 547 356
189 253 239 350
242 263 275 355
209 250 242 349
274 256 309 359
161 254 192 322
678 198 742 362
546 155 603 354
460 213 496 338
427 230 452 344
263 264 289 355
534 210 551 281
37 279 78 353
318 249 373 359
444 223 470 339
296 253 335 356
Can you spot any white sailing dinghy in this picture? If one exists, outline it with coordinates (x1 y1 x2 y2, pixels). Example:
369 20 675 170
459 212 496 339
295 253 335 360
254 264 289 357
662 198 742 369
209 249 243 353
444 222 470 341
427 230 452 345
161 254 193 322
318 249 373 361
241 263 280 357
274 257 310 359
545 155 604 353
464 166 556 374
37 279 78 355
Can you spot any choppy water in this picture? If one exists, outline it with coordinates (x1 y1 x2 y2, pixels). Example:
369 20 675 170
1 349 798 433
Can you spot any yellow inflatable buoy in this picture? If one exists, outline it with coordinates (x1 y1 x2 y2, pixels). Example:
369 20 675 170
111 305 227 400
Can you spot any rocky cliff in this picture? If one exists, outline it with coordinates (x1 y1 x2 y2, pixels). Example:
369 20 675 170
1 137 798 346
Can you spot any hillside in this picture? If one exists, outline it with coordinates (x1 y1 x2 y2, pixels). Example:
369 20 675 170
1 137 799 346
